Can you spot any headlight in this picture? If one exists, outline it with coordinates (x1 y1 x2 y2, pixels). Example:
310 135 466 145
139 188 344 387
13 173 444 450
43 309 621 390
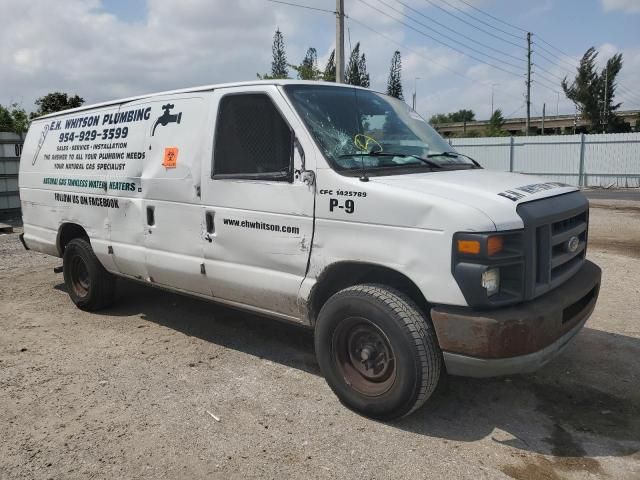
481 268 500 296
452 231 524 307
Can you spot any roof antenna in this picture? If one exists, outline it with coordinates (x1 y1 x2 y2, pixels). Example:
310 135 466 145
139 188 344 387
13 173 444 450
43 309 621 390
351 87 369 182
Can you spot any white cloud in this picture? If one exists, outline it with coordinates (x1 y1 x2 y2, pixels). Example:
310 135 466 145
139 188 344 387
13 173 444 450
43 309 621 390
601 0 640 13
0 0 416 110
1 0 638 119
0 0 305 108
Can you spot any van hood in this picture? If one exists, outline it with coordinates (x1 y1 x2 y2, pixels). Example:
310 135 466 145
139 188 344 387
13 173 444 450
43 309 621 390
373 169 579 230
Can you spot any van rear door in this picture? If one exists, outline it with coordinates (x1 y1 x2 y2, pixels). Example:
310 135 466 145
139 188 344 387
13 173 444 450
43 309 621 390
201 85 316 318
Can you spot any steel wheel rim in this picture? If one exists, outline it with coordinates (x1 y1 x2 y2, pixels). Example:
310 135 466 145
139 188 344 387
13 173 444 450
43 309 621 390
70 256 90 298
332 317 396 397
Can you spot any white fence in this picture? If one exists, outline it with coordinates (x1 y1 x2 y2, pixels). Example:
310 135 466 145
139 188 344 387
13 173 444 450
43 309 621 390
449 133 640 188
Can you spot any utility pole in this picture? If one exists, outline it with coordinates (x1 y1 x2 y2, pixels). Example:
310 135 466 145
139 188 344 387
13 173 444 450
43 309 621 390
541 103 545 135
335 0 345 83
412 77 420 110
602 66 609 133
526 32 532 135
491 84 494 117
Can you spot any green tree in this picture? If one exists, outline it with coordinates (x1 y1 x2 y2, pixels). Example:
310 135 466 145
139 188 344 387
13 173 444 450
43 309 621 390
428 109 475 124
31 92 84 119
486 109 507 136
323 49 336 82
386 51 403 99
291 47 322 80
346 43 364 86
257 29 289 80
0 105 13 132
359 53 370 88
0 103 30 133
429 113 451 125
562 47 625 133
449 109 475 122
10 104 29 133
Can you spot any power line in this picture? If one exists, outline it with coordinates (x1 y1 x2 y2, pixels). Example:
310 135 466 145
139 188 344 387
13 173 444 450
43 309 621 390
346 15 525 105
264 0 556 99
532 63 564 83
533 75 562 93
533 42 579 71
505 102 526 118
533 49 576 77
531 42 640 104
435 0 525 39
616 84 640 104
355 0 523 77
394 0 526 62
532 78 562 95
267 0 636 115
534 35 575 60
420 1 640 114
265 0 335 14
422 0 524 42
453 0 527 33
378 0 525 67
265 0 334 13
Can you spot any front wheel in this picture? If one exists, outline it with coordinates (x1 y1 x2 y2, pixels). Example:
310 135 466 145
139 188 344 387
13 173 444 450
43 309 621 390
314 284 442 420
63 238 116 311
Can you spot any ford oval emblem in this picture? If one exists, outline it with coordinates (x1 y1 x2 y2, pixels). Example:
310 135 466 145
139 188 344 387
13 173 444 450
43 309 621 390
566 236 580 253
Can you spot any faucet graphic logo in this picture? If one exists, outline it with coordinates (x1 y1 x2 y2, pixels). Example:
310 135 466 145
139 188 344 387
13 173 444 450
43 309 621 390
152 103 182 136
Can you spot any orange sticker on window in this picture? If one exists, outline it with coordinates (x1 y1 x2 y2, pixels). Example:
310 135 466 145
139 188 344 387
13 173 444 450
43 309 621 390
163 147 178 168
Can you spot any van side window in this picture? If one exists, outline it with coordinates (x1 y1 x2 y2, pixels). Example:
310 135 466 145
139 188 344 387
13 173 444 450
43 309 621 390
213 93 293 181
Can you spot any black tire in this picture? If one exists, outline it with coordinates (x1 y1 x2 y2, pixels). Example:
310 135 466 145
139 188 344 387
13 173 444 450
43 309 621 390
63 238 116 311
315 284 441 420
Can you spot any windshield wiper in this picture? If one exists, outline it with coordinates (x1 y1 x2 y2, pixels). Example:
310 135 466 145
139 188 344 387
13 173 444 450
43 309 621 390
338 151 443 169
427 151 482 168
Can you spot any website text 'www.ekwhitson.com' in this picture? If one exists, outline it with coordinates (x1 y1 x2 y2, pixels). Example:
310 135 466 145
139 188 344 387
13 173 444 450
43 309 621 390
222 218 300 235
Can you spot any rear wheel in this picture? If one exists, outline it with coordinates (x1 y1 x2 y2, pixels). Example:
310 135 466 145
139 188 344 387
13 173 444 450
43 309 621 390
315 284 441 420
63 238 115 311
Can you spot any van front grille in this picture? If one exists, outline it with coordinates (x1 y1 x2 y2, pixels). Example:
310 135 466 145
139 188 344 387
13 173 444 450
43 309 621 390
536 210 588 289
516 191 589 300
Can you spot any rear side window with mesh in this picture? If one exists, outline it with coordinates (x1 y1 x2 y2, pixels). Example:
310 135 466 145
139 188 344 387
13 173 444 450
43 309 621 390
213 93 293 180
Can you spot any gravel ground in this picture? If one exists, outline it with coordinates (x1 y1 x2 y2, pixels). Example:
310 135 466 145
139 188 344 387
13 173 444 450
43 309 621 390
1 199 639 480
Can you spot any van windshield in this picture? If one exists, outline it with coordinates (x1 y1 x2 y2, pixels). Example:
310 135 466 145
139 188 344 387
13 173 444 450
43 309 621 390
283 84 475 174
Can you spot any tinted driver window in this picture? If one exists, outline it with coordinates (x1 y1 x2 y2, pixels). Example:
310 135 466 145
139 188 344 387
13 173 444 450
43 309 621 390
213 94 292 179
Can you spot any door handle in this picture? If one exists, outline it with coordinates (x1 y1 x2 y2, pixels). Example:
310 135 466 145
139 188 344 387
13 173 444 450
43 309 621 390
205 211 215 242
146 206 155 226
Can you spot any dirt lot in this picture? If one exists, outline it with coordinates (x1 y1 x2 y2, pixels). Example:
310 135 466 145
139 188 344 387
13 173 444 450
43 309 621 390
1 199 639 480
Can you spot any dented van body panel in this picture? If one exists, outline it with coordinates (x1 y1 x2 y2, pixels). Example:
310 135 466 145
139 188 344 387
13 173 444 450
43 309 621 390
19 80 601 376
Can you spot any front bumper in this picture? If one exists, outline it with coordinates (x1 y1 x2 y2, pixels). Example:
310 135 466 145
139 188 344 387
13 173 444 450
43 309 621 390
431 260 601 377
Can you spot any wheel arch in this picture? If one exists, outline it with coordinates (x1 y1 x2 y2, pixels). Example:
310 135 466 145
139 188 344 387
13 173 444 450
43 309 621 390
307 261 430 326
56 222 89 257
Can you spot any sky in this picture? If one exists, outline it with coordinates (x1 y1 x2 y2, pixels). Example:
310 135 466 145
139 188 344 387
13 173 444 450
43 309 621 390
1 0 639 121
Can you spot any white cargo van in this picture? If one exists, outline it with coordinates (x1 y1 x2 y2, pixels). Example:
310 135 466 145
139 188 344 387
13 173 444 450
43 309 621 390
19 81 601 419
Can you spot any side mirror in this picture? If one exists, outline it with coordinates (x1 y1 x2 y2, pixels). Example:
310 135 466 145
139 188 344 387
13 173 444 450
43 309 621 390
293 137 315 186
301 170 315 186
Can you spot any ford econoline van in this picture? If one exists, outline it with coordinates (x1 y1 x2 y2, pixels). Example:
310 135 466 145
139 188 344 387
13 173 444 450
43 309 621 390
19 81 601 419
